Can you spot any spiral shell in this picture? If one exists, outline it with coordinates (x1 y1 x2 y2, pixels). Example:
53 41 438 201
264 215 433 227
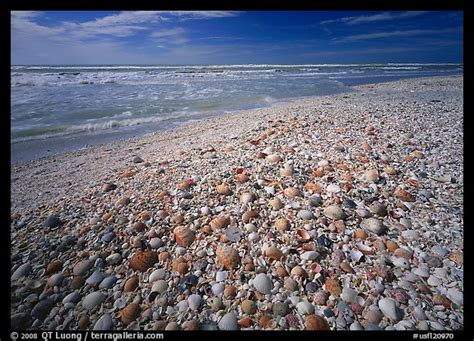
216 246 241 270
173 226 195 247
121 303 141 325
129 251 158 272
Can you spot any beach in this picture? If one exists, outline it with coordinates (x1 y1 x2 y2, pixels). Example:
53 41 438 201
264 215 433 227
10 75 464 330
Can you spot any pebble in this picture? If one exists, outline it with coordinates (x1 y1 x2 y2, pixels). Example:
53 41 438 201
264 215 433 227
43 215 62 228
297 210 314 220
82 291 105 310
360 218 386 235
93 314 113 330
31 298 54 320
12 263 32 280
99 275 117 289
324 205 346 220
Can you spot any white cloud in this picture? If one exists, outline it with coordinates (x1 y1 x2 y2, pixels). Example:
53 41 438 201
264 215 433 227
150 27 186 38
334 27 462 43
321 11 429 25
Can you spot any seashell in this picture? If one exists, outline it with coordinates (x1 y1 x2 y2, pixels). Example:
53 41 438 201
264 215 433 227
173 226 195 247
290 265 307 278
356 242 374 255
325 278 342 296
280 164 294 177
301 251 319 261
129 250 158 272
297 210 314 220
188 294 202 310
386 240 399 252
46 260 63 275
394 247 413 259
115 196 131 207
266 154 282 163
341 287 358 303
276 266 288 277
305 314 330 330
253 273 273 294
238 317 252 328
360 218 386 235
326 184 341 193
369 201 387 216
183 320 200 331
149 269 166 282
362 142 372 151
349 249 364 262
269 197 283 210
102 183 117 192
394 187 415 202
274 218 290 233
224 285 237 299
384 165 397 175
259 315 276 329
339 262 354 273
216 246 241 270
26 279 45 293
152 280 168 294
364 169 379 183
121 303 141 326
296 301 314 315
94 314 113 330
324 205 346 220
284 277 298 291
240 192 256 205
216 183 232 195
82 291 105 310
354 228 368 240
283 187 301 198
242 210 258 223
210 215 230 230
378 298 401 321
73 259 94 276
296 229 311 242
218 312 239 330
304 182 322 193
236 173 249 183
123 275 139 292
265 246 283 261
216 271 228 282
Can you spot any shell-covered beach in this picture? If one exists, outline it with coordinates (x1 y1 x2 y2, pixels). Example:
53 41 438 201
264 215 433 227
10 75 463 331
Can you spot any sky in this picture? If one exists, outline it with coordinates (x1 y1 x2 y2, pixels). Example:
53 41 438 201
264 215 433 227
11 11 463 65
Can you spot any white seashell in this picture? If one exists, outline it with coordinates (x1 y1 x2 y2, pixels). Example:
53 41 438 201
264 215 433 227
216 271 228 282
253 273 273 294
427 275 442 286
265 186 276 194
414 267 430 278
149 269 166 282
177 300 188 312
296 301 314 315
350 249 364 262
188 294 202 310
212 283 224 296
446 288 463 306
248 232 260 242
94 314 113 330
152 280 168 294
327 184 341 193
240 192 256 205
82 291 105 310
289 295 300 306
360 218 385 235
341 287 358 303
149 238 162 249
218 312 239 330
350 321 363 330
301 251 319 261
245 223 257 232
378 298 401 321
391 257 410 269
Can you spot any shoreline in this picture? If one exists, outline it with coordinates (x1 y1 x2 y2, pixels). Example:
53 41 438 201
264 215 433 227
10 74 463 330
10 73 461 166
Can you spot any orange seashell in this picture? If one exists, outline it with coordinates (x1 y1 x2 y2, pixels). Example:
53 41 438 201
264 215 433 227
220 234 230 243
305 314 330 330
173 226 195 247
304 182 321 193
176 262 189 274
123 275 139 292
342 183 353 192
159 251 170 262
362 143 372 151
224 285 237 299
312 167 324 177
216 183 232 195
172 257 186 271
302 242 316 251
337 163 349 171
394 187 415 202
121 303 141 326
296 229 311 242
386 240 399 253
343 173 353 181
177 181 189 190
384 165 397 175
235 167 246 174
129 251 158 272
354 228 368 240
138 211 151 221
133 221 146 232
216 246 241 270
407 179 419 187
276 266 288 277
265 246 283 261
325 278 342 296
259 315 274 329
120 169 134 178
335 127 345 133
236 173 249 183
310 262 322 273
255 151 267 158
323 165 334 173
275 218 290 233
210 216 230 230
340 262 354 273
283 187 301 198
238 317 252 328
223 146 234 152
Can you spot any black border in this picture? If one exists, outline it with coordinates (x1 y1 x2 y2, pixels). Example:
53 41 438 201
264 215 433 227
5 2 471 341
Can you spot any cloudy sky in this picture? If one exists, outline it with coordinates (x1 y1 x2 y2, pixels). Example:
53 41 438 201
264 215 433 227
11 11 463 64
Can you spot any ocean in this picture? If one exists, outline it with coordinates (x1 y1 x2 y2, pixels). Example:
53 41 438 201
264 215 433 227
10 63 462 163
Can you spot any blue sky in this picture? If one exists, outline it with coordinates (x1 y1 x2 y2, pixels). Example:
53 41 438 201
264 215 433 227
11 11 463 64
